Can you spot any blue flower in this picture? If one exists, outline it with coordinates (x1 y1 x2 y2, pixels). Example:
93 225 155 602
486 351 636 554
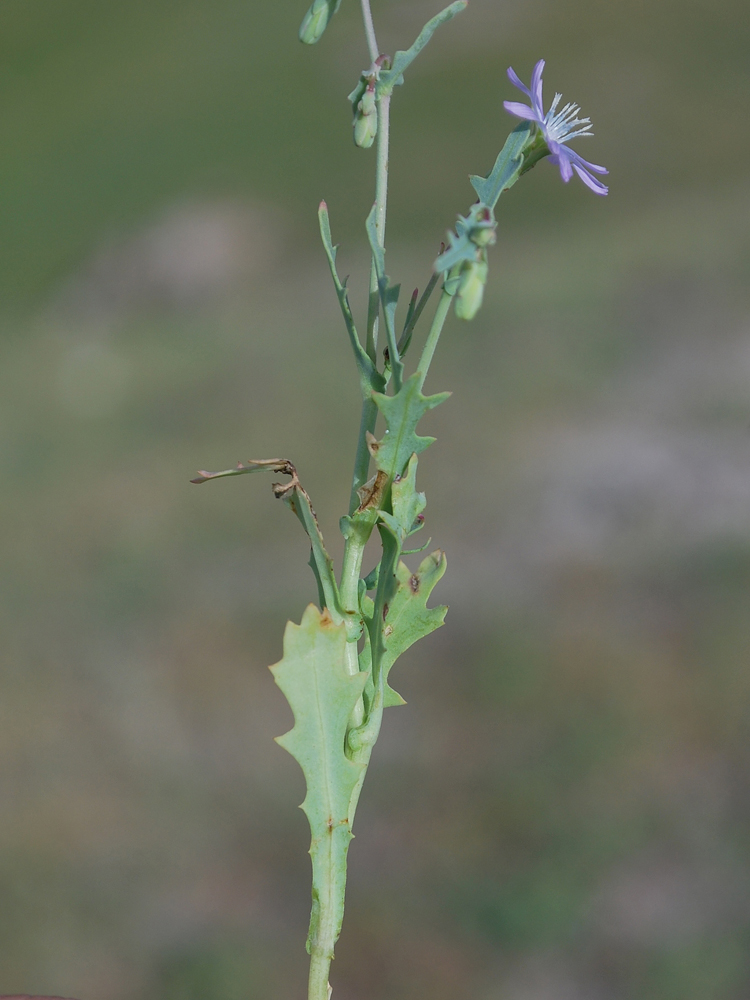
504 59 608 195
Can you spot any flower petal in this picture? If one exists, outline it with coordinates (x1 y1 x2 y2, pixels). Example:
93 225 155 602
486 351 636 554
554 148 574 182
530 59 545 119
503 100 539 121
570 151 608 175
572 162 609 194
506 65 531 98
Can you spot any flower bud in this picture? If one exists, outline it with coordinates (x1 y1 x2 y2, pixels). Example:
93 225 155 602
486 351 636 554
468 206 496 248
353 83 378 148
354 112 377 148
454 257 488 321
299 0 341 45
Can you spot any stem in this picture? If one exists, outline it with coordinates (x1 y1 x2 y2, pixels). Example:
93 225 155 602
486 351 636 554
343 67 393 594
416 288 453 390
308 952 332 1000
360 0 380 64
348 396 379 515
366 92 391 360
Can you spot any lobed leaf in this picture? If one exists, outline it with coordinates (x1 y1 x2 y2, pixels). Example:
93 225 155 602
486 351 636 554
469 121 533 209
271 605 368 957
380 549 448 706
369 373 450 482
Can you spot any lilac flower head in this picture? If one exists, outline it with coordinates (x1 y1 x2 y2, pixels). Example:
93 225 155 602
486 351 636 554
504 59 608 195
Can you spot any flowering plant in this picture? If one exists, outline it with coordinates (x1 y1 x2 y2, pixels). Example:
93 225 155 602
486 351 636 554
193 4 607 998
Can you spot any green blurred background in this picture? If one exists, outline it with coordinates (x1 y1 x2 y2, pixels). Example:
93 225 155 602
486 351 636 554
1 0 750 997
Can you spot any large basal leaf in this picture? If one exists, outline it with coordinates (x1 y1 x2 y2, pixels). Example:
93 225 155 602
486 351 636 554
271 605 368 957
370 374 450 482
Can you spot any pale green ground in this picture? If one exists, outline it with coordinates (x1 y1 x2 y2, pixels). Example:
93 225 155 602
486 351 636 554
1 1 750 998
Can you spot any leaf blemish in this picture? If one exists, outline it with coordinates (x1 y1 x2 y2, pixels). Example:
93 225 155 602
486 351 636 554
382 602 389 621
409 574 420 594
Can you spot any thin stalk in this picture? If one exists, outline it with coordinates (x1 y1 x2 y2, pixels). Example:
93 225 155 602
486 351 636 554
365 92 391 360
360 0 380 64
416 288 453 390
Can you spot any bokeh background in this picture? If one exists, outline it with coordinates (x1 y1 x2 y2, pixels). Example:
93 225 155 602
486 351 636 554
2 1 750 997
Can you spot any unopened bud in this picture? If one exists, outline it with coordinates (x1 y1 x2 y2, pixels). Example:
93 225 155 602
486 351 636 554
299 0 341 45
469 206 496 248
454 257 488 321
353 84 378 148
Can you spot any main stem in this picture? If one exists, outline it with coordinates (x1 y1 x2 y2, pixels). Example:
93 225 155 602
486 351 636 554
308 13 390 1000
341 80 391 611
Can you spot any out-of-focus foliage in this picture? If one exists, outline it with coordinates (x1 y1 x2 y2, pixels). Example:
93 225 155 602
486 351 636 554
1 1 750 999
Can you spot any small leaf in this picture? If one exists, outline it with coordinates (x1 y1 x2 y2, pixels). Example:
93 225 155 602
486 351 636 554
191 457 344 623
319 202 385 395
378 2 468 95
388 453 426 539
370 373 450 482
470 122 533 208
380 549 448 705
271 605 368 956
366 205 403 391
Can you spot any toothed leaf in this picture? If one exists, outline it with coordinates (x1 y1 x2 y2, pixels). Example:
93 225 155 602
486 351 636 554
370 374 449 482
271 605 368 957
375 549 448 707
469 122 533 209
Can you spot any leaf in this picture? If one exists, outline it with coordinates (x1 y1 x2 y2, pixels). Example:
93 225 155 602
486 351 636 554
380 549 447 706
398 274 440 356
366 205 403 391
191 457 344 623
319 202 385 394
271 605 369 957
378 453 425 540
469 121 533 209
435 202 496 273
370 373 450 482
378 1 468 95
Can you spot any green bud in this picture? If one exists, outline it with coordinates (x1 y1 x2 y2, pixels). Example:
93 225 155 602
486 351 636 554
299 0 341 45
359 89 376 117
354 109 377 148
454 257 488 321
353 84 377 148
468 205 496 248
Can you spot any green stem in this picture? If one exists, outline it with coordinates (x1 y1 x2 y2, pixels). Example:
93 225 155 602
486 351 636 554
416 288 453 390
365 91 391 361
343 82 392 586
348 397 378 515
360 0 379 64
308 951 332 1000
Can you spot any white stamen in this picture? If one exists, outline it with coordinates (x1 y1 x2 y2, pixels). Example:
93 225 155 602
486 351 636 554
544 94 594 144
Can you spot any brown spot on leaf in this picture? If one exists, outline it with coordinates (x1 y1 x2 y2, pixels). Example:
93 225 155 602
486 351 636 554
357 469 388 512
320 609 334 627
410 574 420 594
382 602 389 621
